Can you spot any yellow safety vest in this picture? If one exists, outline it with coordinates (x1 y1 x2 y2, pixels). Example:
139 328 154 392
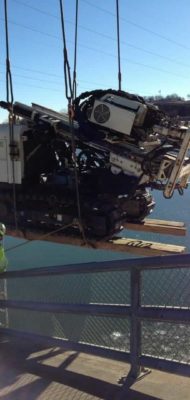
0 244 8 273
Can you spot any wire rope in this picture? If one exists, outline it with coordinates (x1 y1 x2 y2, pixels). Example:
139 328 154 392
1 18 190 79
73 0 79 99
12 0 190 53
59 0 87 244
59 0 73 101
4 0 18 231
81 0 190 52
5 223 74 253
116 0 121 91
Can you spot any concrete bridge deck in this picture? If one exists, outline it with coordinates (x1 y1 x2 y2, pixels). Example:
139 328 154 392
0 335 189 400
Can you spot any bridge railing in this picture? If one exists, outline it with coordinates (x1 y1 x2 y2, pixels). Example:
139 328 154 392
0 253 189 378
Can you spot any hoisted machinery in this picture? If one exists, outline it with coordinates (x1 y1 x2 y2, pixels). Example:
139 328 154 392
0 0 189 256
0 89 190 251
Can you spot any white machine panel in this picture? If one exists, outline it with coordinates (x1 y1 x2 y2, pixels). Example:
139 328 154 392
89 94 148 136
110 152 142 177
0 138 9 182
0 123 25 184
89 99 135 136
102 94 148 127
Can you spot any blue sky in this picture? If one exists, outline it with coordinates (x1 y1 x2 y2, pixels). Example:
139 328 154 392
1 0 190 122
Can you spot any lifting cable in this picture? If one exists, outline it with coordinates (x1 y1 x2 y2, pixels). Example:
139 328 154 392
59 0 73 102
59 0 87 244
116 0 122 91
73 0 79 99
4 0 18 230
5 222 74 253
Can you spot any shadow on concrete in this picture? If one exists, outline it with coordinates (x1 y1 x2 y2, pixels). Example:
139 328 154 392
116 375 161 400
0 336 163 400
0 378 52 400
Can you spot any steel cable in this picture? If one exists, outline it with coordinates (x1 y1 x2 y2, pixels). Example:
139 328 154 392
59 0 87 244
116 0 121 91
4 0 18 231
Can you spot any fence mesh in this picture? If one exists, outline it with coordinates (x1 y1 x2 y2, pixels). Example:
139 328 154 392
142 321 190 363
1 270 131 352
142 268 190 307
6 270 130 304
141 267 190 364
0 264 190 364
8 309 130 352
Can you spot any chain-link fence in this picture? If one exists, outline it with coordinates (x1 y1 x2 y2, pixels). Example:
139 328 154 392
141 268 190 364
0 278 8 328
2 270 131 352
0 255 190 377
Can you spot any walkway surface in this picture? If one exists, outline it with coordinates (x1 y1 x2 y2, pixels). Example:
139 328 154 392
0 335 189 400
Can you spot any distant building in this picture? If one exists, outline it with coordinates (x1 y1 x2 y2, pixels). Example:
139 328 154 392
155 100 190 121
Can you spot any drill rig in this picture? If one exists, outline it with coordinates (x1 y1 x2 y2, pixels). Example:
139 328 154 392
0 89 190 239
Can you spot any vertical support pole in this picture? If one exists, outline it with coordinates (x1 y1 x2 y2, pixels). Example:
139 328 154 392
129 267 141 378
0 279 9 328
4 279 9 328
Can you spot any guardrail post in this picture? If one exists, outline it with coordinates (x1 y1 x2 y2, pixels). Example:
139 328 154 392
129 267 141 378
0 279 8 328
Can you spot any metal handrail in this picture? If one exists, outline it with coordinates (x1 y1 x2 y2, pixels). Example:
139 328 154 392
1 253 190 279
0 253 190 379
